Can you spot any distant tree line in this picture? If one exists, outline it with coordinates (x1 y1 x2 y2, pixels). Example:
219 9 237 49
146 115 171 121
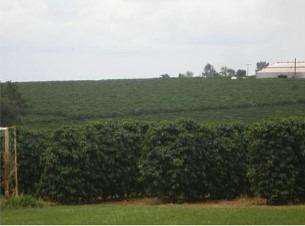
160 61 269 79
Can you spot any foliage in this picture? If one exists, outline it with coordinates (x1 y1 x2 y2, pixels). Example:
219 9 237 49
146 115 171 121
256 61 269 72
247 118 305 204
278 74 288 79
204 123 248 199
1 118 305 205
236 69 247 77
140 120 208 202
178 71 194 78
1 195 44 209
39 121 149 204
140 120 248 202
227 68 236 77
0 128 49 196
17 128 50 195
38 126 88 204
160 74 171 79
220 67 236 77
0 81 26 127
14 78 305 128
203 63 217 77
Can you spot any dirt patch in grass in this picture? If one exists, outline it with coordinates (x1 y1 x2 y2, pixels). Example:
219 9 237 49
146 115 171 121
183 197 267 208
104 198 162 206
105 197 267 207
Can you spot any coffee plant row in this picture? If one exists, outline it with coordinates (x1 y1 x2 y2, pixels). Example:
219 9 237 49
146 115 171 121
1 118 304 205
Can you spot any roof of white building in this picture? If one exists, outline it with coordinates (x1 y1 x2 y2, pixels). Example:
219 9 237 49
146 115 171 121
257 61 305 74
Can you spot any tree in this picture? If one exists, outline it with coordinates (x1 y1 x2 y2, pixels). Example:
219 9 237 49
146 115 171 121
160 74 170 79
179 71 194 78
236 69 247 77
256 61 269 72
227 68 236 77
220 67 235 77
185 71 194 77
178 73 185 78
220 66 228 77
0 81 25 127
203 63 217 77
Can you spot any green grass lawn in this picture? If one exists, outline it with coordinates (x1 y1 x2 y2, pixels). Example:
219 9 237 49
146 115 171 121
2 203 305 225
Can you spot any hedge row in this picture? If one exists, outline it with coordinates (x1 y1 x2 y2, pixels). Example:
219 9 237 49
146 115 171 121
39 122 149 203
1 118 305 204
247 118 305 204
140 121 248 202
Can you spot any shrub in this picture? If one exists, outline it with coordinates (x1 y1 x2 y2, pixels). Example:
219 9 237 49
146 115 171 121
140 120 247 202
140 120 206 202
17 128 50 195
81 121 148 200
202 123 248 199
1 195 44 209
38 126 87 204
247 118 305 204
278 74 288 78
39 121 149 204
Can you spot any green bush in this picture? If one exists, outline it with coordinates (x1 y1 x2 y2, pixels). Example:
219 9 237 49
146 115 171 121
202 123 248 199
38 126 87 204
1 195 44 209
17 128 50 195
247 118 305 204
140 120 247 202
39 121 149 204
140 120 205 202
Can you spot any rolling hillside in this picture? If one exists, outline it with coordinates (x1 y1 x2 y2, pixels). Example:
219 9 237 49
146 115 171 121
17 77 305 128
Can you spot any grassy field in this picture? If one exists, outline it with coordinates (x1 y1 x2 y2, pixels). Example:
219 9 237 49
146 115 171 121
2 201 305 225
17 77 305 128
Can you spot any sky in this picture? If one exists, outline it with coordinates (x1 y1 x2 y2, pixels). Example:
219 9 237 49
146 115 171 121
1 0 305 82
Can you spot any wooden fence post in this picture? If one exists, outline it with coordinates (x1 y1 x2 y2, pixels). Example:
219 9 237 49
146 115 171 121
3 128 10 198
14 127 19 196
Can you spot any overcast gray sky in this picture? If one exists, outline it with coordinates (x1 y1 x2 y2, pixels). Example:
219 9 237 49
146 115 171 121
1 0 305 82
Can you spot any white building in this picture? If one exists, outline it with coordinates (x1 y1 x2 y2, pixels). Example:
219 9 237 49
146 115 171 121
256 61 305 78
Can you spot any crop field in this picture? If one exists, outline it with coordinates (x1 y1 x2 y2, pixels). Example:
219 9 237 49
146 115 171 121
17 77 305 128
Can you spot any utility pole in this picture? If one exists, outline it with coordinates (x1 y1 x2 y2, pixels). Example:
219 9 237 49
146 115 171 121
246 64 252 76
294 58 297 78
